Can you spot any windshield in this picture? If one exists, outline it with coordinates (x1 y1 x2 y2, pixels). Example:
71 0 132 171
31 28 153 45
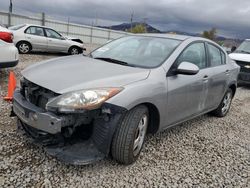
9 24 26 31
236 40 250 54
91 36 182 68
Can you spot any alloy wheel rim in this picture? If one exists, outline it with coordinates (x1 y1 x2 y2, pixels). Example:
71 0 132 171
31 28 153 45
222 92 232 114
19 44 29 53
133 114 148 156
71 48 79 55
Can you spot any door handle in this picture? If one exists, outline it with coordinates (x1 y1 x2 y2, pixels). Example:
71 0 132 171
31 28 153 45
225 70 230 74
203 75 209 81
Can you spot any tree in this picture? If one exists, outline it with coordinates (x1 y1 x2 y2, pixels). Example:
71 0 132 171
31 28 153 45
127 24 147 33
202 28 217 41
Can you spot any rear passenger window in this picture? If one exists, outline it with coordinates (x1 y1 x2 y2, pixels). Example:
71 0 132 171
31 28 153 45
177 43 206 69
25 27 45 37
208 44 224 66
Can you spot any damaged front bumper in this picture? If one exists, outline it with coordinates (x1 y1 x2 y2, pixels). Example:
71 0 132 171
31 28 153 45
12 89 127 165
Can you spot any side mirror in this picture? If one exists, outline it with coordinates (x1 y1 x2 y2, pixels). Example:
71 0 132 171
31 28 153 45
176 62 200 75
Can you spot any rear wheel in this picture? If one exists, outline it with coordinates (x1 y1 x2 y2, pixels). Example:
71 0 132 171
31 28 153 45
111 105 149 165
17 41 31 54
211 88 233 117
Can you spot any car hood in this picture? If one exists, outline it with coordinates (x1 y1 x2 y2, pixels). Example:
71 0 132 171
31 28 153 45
67 39 84 48
229 53 250 63
22 55 150 94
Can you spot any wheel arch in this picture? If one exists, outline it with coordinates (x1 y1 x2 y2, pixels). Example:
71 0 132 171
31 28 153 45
228 82 237 98
130 102 160 134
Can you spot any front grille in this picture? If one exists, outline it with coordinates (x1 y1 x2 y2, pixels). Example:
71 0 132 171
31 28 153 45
20 78 59 110
235 60 250 73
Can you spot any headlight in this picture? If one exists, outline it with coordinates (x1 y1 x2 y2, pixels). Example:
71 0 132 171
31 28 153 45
46 87 123 112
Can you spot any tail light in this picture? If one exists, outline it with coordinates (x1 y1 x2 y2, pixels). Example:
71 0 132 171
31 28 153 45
0 32 13 43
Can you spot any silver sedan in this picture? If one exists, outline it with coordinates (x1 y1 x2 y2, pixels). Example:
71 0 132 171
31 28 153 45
13 34 240 165
9 24 85 55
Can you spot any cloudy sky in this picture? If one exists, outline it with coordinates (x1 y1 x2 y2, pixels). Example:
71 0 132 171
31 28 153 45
1 0 250 38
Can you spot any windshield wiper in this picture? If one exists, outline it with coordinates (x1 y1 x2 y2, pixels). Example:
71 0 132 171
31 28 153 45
94 57 130 66
235 50 250 54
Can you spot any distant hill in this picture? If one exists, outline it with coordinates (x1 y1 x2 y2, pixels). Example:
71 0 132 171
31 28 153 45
99 22 161 33
99 23 241 45
164 30 230 41
163 30 200 37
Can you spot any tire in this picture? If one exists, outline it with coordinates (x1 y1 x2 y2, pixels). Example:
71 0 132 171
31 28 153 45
211 88 233 117
17 41 31 54
111 105 149 165
69 46 81 55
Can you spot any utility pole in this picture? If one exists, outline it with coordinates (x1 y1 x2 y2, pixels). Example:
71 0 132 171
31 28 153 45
130 11 134 31
95 11 98 26
8 0 13 27
143 17 148 32
41 12 45 26
9 0 13 13
67 17 70 36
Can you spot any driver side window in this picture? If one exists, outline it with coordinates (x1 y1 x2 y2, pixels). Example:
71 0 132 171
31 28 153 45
177 43 206 69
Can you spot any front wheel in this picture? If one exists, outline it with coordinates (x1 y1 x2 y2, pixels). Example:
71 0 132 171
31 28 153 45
69 46 81 55
211 88 233 117
111 105 149 165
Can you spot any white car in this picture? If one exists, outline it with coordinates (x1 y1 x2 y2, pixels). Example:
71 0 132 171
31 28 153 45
0 25 19 68
229 39 250 84
0 24 12 41
0 40 19 68
9 24 85 55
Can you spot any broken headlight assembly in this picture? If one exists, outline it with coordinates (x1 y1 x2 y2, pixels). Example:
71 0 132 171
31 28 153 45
46 87 123 112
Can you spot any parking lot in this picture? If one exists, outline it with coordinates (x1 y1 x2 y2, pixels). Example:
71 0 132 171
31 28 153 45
0 51 249 187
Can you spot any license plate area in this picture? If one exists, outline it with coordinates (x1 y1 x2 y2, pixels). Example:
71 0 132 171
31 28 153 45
13 102 29 123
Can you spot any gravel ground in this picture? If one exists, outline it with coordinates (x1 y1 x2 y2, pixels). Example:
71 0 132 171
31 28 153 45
0 51 249 187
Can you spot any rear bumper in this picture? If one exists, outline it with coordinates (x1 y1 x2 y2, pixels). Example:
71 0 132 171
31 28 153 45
0 60 18 68
12 89 127 165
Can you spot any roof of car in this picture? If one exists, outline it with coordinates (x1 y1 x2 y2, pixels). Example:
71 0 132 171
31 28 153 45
136 33 192 41
24 24 53 29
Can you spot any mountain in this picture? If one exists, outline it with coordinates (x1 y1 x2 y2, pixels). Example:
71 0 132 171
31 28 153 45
99 22 161 33
163 30 200 37
165 30 230 41
99 23 240 44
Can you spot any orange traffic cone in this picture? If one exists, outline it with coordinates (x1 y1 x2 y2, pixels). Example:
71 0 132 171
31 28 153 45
4 71 16 101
